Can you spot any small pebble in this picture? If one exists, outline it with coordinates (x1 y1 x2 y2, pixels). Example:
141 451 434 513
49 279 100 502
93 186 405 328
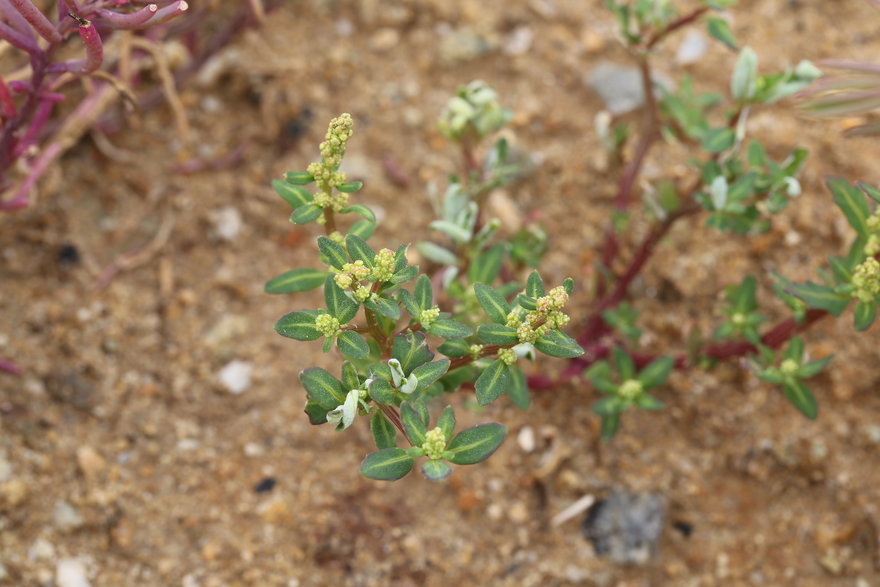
370 28 400 51
503 26 533 56
254 477 277 493
211 206 243 242
219 360 252 394
56 558 91 587
517 426 536 453
53 501 85 532
28 537 55 560
676 29 708 65
76 446 107 478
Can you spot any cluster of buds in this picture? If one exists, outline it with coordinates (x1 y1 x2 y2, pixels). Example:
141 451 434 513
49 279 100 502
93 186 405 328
307 113 355 216
332 249 397 302
422 427 448 460
852 258 880 303
865 212 880 257
315 313 343 338
438 81 512 142
418 307 440 328
506 286 571 344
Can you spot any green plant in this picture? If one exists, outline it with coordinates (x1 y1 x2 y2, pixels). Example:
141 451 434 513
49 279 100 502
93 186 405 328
530 0 879 438
267 110 583 481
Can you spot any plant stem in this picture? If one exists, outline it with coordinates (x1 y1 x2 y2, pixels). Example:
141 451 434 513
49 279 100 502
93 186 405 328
644 7 709 50
378 404 410 444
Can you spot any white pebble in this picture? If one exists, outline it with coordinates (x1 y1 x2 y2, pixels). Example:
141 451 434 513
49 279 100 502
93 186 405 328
212 206 243 242
517 426 536 453
56 558 90 587
219 360 253 394
676 30 708 65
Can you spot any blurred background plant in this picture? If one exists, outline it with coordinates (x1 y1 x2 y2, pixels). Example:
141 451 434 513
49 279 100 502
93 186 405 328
0 0 268 212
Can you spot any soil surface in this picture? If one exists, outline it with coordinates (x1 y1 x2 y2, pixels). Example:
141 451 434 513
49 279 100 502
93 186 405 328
2 1 880 585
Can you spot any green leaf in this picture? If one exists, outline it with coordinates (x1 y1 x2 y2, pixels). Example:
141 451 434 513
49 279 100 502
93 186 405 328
427 319 473 339
827 177 871 239
437 338 471 358
784 337 805 362
391 332 434 374
782 379 818 419
797 355 834 379
416 242 458 265
474 283 511 324
341 361 360 390
290 203 324 224
599 413 621 441
300 367 346 410
337 180 364 193
707 16 737 50
272 179 312 209
360 448 414 481
401 402 427 445
468 243 506 285
515 294 538 311
414 274 433 310
446 423 507 465
317 236 349 270
284 171 314 185
410 359 450 390
476 324 519 345
475 360 511 406
437 405 456 438
337 330 370 359
857 181 880 204
637 356 674 388
420 459 453 481
368 379 398 405
398 289 420 319
339 203 375 223
265 268 327 294
304 400 330 425
429 220 472 243
275 310 321 341
370 412 397 449
854 300 876 331
349 219 376 240
507 365 529 409
364 295 401 320
324 276 359 323
701 127 736 153
389 265 419 284
534 329 585 358
592 396 624 416
345 234 376 268
788 281 851 316
635 394 665 411
612 347 636 380
525 270 545 297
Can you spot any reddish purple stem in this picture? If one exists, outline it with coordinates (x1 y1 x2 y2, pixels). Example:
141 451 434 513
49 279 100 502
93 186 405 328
0 357 22 376
96 4 158 29
0 19 40 53
0 76 15 119
14 98 56 157
143 0 186 26
10 0 62 43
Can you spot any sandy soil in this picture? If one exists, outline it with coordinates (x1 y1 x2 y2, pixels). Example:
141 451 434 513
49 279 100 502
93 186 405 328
1 1 880 585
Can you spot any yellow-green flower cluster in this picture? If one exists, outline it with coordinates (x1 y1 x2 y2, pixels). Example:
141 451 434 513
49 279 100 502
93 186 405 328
507 285 571 344
852 257 880 303
865 212 880 257
497 348 517 365
422 427 447 460
371 248 396 282
315 313 342 338
418 307 440 327
618 379 643 401
334 260 371 289
308 114 355 217
780 359 799 376
469 343 484 357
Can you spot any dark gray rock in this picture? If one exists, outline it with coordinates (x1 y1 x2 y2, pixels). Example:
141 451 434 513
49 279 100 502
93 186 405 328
582 489 667 565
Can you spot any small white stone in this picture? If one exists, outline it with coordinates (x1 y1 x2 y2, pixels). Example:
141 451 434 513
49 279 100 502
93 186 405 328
676 29 708 65
28 538 55 560
503 26 533 56
517 426 536 453
211 206 243 242
219 360 253 394
176 439 199 451
56 558 91 587
335 19 354 37
53 501 85 532
244 442 265 457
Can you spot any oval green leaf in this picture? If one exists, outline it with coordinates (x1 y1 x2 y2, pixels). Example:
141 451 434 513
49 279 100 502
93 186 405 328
275 311 321 341
265 268 327 294
360 448 414 481
475 359 511 406
337 330 370 359
446 423 507 465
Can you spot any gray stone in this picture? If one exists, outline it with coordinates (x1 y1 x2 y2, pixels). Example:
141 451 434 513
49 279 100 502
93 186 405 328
582 489 667 565
586 62 670 115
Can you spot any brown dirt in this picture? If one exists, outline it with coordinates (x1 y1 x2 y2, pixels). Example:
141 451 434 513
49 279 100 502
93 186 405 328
2 1 880 585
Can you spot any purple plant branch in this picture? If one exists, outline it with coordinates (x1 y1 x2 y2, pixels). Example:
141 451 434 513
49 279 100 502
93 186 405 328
1 141 62 209
14 93 64 156
49 17 104 73
0 357 22 376
0 76 16 119
10 0 62 43
0 18 40 53
0 0 36 40
143 0 186 26
96 3 157 28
